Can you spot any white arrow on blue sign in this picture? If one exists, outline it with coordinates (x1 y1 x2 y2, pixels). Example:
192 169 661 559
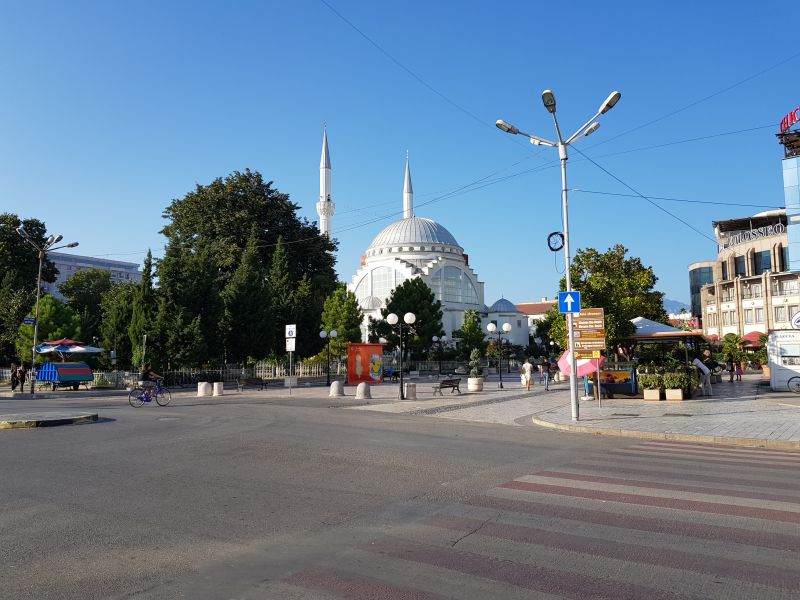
558 291 581 314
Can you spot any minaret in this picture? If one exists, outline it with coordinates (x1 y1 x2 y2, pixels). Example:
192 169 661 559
403 153 413 219
316 128 335 237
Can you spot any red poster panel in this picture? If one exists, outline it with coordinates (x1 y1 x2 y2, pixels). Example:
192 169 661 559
347 343 384 384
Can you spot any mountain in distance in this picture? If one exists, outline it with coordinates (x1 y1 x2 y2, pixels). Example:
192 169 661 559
663 299 690 314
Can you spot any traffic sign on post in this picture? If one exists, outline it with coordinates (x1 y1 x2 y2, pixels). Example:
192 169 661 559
286 337 296 352
574 307 606 359
22 317 36 325
558 291 581 314
285 324 297 338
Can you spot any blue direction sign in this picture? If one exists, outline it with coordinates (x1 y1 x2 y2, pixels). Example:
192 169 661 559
558 291 581 314
22 317 36 325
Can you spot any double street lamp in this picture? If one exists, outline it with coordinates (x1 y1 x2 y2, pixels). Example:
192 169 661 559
318 329 338 386
16 227 79 395
431 335 447 374
386 311 415 399
487 322 511 389
496 88 621 420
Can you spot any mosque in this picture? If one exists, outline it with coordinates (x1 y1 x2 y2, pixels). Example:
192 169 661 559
314 130 529 346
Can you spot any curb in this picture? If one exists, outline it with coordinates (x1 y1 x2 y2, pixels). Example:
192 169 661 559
530 416 800 451
0 413 99 430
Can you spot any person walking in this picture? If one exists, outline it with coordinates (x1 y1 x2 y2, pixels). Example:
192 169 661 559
542 359 551 391
726 353 735 383
521 358 534 391
691 354 712 396
17 363 27 393
10 362 18 392
735 360 744 381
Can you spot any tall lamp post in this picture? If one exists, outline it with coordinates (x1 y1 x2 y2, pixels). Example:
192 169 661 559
16 227 79 395
487 322 512 389
386 312 416 399
496 89 621 420
318 329 338 386
432 335 447 374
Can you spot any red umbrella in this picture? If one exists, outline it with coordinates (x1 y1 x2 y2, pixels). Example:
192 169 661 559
558 350 606 377
42 338 85 347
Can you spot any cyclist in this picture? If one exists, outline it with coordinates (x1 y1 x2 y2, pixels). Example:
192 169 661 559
139 363 161 400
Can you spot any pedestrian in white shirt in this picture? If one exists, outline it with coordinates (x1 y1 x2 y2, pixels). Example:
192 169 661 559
521 358 534 391
692 356 712 396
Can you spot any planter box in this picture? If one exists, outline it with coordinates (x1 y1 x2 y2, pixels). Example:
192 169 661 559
467 377 484 392
643 389 662 401
665 388 684 401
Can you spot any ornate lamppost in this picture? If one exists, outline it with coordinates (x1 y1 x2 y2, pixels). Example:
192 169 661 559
319 329 338 386
386 312 416 399
487 322 512 389
432 335 447 374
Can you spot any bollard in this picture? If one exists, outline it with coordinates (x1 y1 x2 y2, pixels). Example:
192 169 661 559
197 382 212 397
329 381 345 397
212 382 224 396
404 382 417 400
355 382 371 400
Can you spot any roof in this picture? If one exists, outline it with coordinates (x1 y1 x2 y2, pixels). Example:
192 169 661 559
367 217 460 250
488 298 518 313
516 301 556 315
713 210 785 233
629 316 706 340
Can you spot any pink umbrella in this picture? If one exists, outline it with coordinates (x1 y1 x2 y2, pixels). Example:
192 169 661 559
557 350 605 377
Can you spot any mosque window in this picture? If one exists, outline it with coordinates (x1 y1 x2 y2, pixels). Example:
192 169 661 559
371 266 396 300
439 266 478 304
353 275 369 301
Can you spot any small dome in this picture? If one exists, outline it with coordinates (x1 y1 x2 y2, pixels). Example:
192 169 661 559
489 298 517 313
367 217 460 251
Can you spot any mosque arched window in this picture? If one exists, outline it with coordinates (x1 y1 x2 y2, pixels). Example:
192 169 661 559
353 275 369 302
371 266 396 301
433 267 479 305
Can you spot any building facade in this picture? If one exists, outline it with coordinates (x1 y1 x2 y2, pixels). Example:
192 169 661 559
691 210 799 343
45 252 142 300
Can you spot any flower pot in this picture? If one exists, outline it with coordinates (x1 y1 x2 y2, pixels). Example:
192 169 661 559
665 388 684 401
467 377 484 392
643 389 662 401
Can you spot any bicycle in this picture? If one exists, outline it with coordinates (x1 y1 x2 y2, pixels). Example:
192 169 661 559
128 378 172 407
788 376 800 394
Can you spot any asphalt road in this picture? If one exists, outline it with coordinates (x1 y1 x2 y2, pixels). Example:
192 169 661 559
1 394 797 599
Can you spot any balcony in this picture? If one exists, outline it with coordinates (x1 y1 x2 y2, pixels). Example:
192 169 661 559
772 288 799 297
721 294 736 303
741 291 762 299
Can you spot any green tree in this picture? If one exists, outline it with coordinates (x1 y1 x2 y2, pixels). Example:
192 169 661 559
368 278 443 359
59 268 112 344
320 286 363 360
0 213 58 290
0 272 34 362
220 228 271 363
16 295 81 363
543 244 668 349
129 251 157 367
452 308 485 360
100 281 137 369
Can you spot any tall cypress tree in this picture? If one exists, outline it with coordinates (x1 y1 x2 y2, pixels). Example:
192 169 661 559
128 250 156 367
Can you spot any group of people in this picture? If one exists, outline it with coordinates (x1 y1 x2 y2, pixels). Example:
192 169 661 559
9 362 28 392
725 354 745 382
520 358 556 392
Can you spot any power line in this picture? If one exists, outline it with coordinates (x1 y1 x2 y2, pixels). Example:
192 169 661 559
570 146 718 244
571 189 783 209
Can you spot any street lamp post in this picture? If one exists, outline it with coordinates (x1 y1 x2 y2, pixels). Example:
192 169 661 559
16 227 79 395
432 335 447 374
487 322 512 389
386 312 416 399
319 329 338 386
496 89 621 420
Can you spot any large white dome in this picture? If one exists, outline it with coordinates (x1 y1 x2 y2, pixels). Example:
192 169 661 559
367 217 460 251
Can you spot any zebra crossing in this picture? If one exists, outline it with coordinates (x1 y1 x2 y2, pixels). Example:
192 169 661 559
271 440 800 599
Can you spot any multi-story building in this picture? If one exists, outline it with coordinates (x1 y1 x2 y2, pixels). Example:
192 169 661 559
45 252 142 300
690 210 798 343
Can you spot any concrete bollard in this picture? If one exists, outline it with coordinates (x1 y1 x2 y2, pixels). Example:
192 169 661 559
355 382 371 400
197 382 212 397
212 382 224 396
404 382 417 400
329 381 345 397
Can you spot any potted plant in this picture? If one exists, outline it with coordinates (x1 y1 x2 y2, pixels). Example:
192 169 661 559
639 373 663 401
467 348 484 392
662 372 689 401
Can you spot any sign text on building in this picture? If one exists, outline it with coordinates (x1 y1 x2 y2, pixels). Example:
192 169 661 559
781 106 800 133
717 223 785 252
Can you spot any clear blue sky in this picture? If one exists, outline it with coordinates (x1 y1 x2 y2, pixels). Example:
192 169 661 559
2 1 797 306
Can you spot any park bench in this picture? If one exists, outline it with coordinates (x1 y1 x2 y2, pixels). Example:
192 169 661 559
432 377 461 396
236 376 269 392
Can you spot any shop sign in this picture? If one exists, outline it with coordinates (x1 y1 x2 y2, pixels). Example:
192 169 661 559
781 106 800 133
718 223 785 251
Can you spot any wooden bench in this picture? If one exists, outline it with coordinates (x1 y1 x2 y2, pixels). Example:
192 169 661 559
432 377 461 396
236 377 268 392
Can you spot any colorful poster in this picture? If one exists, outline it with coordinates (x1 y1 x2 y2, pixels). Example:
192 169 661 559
347 343 384 384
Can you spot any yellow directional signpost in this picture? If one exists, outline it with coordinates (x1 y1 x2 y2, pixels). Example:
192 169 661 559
573 308 605 406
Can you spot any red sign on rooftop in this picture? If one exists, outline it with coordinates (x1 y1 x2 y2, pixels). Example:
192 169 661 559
781 106 800 133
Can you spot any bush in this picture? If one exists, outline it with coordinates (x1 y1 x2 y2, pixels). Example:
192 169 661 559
638 373 663 391
468 348 483 378
662 372 690 390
